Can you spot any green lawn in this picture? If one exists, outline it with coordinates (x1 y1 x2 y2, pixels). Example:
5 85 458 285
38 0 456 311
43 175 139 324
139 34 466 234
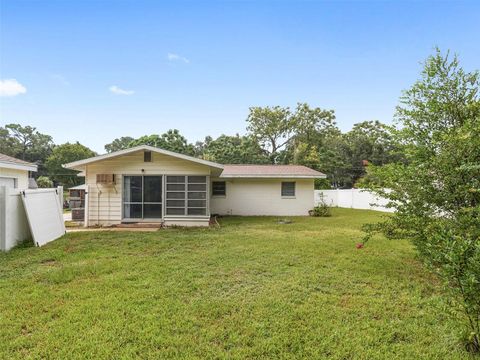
0 209 471 359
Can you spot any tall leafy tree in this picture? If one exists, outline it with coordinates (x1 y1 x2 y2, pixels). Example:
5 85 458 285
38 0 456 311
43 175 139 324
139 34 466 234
0 124 54 175
363 50 480 351
342 120 403 185
129 129 195 156
246 106 295 163
45 142 96 187
203 134 269 164
104 136 135 153
247 103 336 164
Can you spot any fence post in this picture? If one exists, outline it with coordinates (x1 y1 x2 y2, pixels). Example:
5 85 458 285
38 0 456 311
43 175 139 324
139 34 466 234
0 186 6 251
57 186 63 210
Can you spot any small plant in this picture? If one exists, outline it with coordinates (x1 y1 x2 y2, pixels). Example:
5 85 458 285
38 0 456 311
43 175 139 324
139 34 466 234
310 194 332 217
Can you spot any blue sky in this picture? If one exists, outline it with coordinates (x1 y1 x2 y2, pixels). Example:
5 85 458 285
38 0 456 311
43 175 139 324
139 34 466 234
1 0 479 153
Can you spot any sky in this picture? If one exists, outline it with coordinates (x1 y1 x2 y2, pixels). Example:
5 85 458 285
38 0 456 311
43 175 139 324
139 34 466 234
1 0 479 153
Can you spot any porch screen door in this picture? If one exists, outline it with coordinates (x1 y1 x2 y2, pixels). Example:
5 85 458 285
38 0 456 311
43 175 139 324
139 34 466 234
123 175 162 219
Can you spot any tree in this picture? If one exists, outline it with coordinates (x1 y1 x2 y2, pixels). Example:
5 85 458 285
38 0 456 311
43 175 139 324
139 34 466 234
0 127 16 155
0 124 54 175
104 136 134 153
36 176 53 188
342 120 404 185
129 129 195 156
45 142 96 187
203 134 269 164
246 106 295 163
363 50 480 352
247 103 336 164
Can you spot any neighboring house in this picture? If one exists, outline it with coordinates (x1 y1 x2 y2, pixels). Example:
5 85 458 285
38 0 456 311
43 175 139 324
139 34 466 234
0 153 37 190
63 145 325 227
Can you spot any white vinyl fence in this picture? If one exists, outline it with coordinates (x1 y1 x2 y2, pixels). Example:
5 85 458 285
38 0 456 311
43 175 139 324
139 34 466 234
314 189 394 213
0 186 64 251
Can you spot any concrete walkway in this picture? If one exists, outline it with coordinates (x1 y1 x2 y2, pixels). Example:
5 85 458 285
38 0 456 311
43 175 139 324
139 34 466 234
66 227 159 233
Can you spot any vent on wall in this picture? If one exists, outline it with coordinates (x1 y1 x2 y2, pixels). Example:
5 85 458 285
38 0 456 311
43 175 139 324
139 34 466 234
96 174 116 184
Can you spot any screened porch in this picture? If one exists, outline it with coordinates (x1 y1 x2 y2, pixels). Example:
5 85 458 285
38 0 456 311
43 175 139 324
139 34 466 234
122 175 209 222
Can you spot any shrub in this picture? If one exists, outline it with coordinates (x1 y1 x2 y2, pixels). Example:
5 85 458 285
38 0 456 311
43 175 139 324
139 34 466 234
363 49 480 352
310 194 332 217
36 176 53 188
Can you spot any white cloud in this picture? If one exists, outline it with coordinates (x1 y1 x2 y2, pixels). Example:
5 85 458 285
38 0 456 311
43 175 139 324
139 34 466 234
109 85 134 95
167 53 190 64
0 79 27 97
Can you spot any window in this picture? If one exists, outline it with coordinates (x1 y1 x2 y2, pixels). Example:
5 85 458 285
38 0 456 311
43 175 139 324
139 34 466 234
0 177 17 188
212 181 226 196
281 182 295 197
144 151 152 162
166 176 207 216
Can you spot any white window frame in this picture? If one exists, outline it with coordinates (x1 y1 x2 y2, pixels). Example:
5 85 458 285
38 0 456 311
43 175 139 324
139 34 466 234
0 176 18 189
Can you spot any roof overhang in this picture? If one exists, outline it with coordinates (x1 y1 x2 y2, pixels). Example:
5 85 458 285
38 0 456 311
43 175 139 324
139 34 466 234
219 174 327 179
0 161 37 172
63 145 224 171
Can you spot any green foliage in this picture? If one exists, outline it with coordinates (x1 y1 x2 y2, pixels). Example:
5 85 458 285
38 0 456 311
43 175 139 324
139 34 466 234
104 136 134 153
129 129 195 156
0 210 469 359
203 134 269 164
314 178 331 189
247 103 337 165
246 105 295 163
310 195 332 217
0 124 54 175
45 142 96 187
36 176 53 188
363 49 480 352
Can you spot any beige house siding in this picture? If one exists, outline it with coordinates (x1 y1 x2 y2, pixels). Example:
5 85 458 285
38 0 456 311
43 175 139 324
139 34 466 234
84 150 212 226
0 167 30 190
210 178 314 216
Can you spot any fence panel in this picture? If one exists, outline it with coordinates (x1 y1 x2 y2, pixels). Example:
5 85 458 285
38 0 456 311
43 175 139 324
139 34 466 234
1 186 64 251
0 186 31 251
314 189 394 213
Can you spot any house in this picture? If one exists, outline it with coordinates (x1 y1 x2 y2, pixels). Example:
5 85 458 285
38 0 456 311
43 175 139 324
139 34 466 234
0 153 38 190
63 145 325 227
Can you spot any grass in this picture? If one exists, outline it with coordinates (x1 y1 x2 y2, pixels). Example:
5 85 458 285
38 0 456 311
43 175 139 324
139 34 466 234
0 208 472 359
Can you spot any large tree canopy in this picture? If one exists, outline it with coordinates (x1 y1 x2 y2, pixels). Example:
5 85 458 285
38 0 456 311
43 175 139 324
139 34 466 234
45 142 96 187
246 103 336 164
0 124 54 175
129 129 195 156
364 50 480 351
202 134 269 164
104 136 135 153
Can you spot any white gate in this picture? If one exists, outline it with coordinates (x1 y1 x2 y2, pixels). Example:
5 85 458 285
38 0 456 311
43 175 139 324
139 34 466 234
21 188 65 247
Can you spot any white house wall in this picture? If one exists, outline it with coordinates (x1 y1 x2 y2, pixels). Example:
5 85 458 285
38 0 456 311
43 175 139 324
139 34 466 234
210 178 314 216
85 150 212 226
0 167 29 190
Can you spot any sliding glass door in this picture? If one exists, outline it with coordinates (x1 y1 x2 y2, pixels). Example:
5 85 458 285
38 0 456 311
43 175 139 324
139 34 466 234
123 175 162 220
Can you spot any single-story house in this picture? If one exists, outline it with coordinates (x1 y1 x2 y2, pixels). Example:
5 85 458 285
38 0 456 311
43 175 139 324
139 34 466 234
0 153 38 190
64 145 325 227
